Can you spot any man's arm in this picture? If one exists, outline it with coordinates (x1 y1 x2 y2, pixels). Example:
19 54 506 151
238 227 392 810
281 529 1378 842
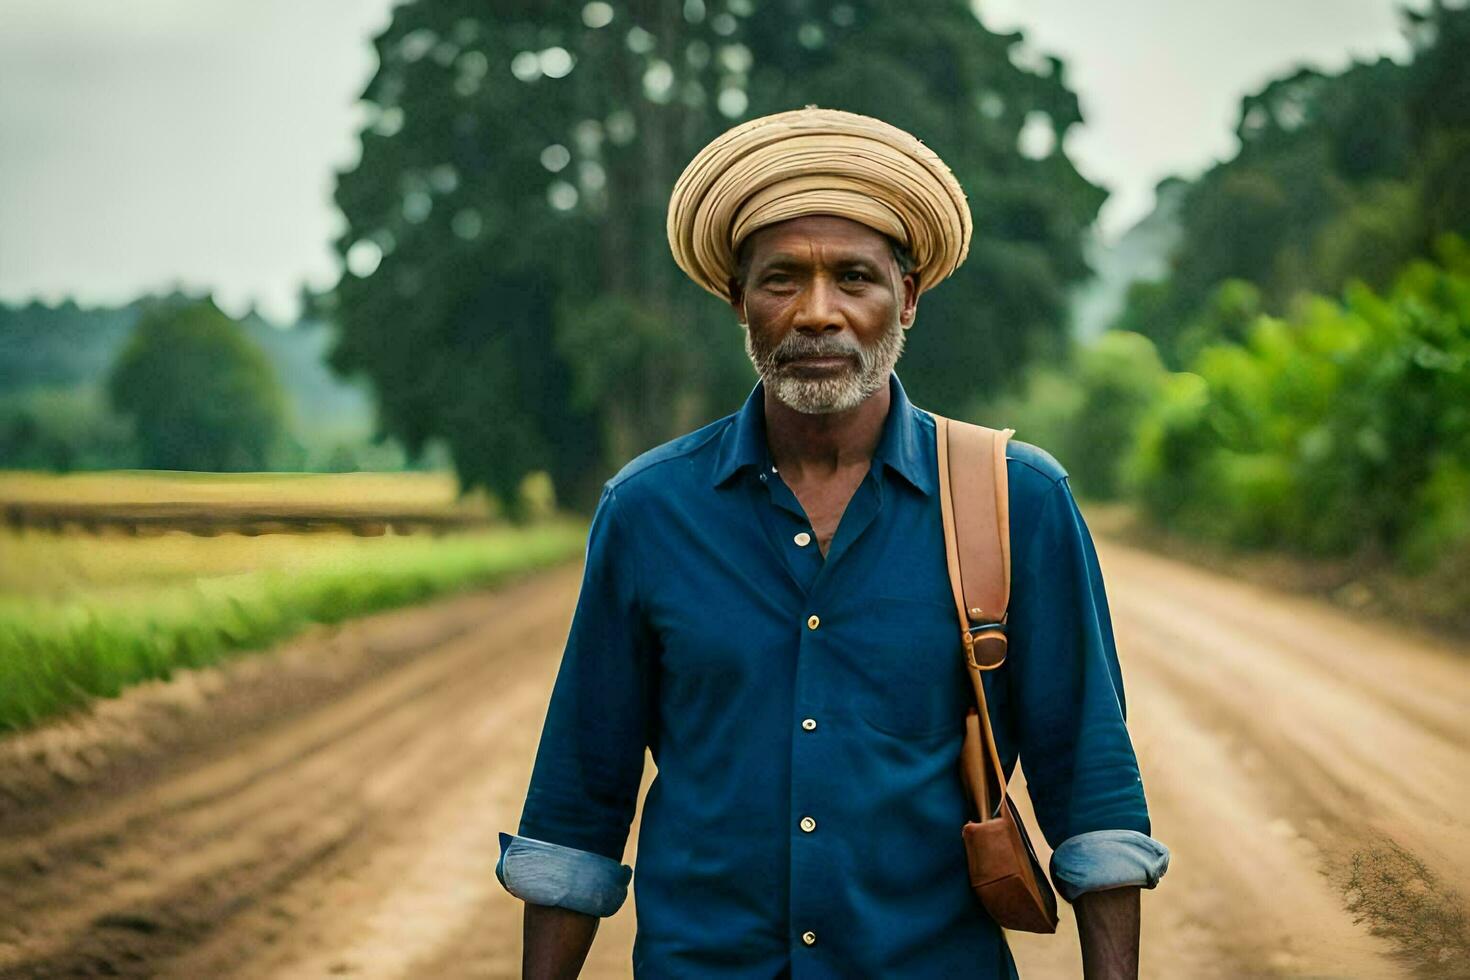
523 903 599 980
1075 885 1140 980
1001 467 1168 973
1049 827 1166 977
496 832 632 977
495 482 653 970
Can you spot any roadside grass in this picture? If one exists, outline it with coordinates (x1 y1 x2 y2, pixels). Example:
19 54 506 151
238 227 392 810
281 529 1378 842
1336 838 1469 978
0 520 587 733
2 522 515 601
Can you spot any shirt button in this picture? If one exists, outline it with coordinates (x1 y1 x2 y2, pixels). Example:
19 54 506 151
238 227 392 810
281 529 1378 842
802 930 817 946
800 816 817 832
793 531 812 547
806 614 820 630
801 718 817 731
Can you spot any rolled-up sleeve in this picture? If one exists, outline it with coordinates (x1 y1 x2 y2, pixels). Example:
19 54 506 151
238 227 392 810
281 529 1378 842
1049 828 1170 902
1005 474 1170 902
496 832 633 917
497 481 654 915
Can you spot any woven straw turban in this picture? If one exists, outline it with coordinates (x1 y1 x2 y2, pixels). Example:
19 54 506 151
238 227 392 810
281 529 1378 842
666 106 972 302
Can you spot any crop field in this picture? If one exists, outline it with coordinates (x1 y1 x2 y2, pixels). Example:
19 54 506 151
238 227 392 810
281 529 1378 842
0 470 498 535
0 471 586 732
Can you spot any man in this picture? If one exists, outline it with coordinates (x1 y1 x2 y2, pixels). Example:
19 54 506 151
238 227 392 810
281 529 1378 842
497 107 1169 978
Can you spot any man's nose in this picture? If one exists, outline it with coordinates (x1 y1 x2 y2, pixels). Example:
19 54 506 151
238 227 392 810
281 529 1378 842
791 276 842 333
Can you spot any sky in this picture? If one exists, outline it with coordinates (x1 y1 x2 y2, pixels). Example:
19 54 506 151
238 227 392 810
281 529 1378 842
0 0 1429 322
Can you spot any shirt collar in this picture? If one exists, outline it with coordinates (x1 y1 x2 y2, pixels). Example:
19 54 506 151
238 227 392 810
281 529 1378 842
710 371 935 496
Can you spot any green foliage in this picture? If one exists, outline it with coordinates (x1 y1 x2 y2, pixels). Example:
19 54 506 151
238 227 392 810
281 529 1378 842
1127 235 1470 568
987 331 1168 500
1309 180 1423 297
1062 332 1170 498
0 385 138 471
984 363 1080 472
329 0 1105 514
1170 279 1263 368
1115 2 1470 367
1122 370 1212 524
0 522 587 733
107 299 289 472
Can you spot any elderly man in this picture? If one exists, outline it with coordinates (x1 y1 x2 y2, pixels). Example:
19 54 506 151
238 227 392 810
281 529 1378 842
496 107 1168 978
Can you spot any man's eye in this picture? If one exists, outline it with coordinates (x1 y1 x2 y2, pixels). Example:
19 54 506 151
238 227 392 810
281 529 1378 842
843 271 871 282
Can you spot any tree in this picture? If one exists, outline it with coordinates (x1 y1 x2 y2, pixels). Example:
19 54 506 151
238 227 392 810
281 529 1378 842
108 299 287 471
329 0 1104 515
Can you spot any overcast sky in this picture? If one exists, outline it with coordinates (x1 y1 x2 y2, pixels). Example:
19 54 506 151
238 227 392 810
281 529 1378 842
0 0 1427 321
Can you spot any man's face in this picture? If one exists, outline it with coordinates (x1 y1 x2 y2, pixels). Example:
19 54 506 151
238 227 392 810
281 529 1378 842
728 214 920 415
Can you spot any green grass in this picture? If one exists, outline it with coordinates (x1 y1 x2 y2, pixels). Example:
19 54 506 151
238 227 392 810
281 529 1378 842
0 521 587 733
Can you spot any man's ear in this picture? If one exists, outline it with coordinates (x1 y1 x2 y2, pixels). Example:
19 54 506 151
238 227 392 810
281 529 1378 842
899 272 920 329
727 278 747 326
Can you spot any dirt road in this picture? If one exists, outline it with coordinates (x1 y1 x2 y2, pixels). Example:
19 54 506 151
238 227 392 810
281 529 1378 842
1 541 1466 978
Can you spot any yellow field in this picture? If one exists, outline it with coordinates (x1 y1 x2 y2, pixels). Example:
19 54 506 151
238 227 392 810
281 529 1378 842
0 470 583 731
0 469 502 537
0 470 491 514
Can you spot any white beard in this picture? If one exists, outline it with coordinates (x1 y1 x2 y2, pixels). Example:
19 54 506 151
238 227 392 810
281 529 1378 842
744 316 907 415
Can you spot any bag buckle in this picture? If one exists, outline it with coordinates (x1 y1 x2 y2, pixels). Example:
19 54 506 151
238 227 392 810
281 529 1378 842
962 622 1008 670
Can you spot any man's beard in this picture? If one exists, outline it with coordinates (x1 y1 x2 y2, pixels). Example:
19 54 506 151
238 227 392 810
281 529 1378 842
744 316 906 414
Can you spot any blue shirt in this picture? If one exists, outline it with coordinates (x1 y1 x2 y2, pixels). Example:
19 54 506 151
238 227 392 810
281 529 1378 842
498 372 1168 977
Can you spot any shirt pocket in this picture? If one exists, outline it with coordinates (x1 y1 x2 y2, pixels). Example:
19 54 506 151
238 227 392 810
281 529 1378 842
851 595 970 739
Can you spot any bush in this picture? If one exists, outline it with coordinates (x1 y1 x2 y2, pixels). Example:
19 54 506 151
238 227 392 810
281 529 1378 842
1128 234 1470 567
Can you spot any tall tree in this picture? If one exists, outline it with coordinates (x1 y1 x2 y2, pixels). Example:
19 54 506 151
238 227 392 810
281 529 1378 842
329 0 1103 514
108 299 287 471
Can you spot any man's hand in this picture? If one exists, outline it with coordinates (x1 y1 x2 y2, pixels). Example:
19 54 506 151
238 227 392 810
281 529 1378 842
1074 885 1141 979
522 902 599 980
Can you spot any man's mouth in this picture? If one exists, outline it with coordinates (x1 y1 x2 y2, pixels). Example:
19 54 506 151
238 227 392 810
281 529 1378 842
783 354 855 371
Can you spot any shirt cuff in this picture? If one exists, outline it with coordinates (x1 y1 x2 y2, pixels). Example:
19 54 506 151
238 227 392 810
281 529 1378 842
1049 829 1170 903
496 832 633 918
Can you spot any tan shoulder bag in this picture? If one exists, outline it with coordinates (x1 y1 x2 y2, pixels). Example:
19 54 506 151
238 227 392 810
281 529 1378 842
931 413 1060 934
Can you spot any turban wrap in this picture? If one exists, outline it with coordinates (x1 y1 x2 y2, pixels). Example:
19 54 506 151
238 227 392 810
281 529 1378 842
666 106 972 302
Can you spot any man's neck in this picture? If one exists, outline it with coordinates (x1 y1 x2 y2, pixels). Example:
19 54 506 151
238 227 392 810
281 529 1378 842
762 380 891 482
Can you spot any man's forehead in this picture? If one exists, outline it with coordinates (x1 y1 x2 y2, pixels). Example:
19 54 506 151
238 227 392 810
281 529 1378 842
740 215 893 264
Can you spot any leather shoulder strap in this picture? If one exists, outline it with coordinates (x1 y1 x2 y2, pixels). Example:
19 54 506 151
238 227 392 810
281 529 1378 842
930 412 1014 668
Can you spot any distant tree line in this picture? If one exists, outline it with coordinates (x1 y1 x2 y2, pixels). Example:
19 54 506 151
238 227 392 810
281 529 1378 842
0 295 422 473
